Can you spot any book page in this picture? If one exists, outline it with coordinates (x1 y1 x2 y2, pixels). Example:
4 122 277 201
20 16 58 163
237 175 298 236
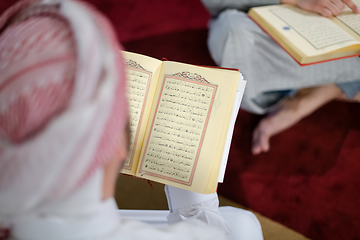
336 0 360 37
249 5 360 63
138 74 217 184
136 61 240 194
121 51 163 175
218 74 246 183
270 7 355 49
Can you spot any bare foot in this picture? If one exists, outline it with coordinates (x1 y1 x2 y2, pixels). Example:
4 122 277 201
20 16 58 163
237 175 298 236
252 84 345 155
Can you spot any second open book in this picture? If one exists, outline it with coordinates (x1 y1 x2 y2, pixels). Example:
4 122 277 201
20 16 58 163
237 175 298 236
121 51 245 194
248 0 360 65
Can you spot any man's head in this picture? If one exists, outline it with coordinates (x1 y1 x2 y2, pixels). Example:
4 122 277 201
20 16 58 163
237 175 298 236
0 0 129 221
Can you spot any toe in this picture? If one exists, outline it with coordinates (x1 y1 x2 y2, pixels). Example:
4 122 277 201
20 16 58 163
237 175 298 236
252 143 262 155
252 120 272 155
261 134 270 152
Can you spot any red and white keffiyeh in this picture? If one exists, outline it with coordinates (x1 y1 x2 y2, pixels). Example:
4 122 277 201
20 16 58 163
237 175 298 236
0 0 128 237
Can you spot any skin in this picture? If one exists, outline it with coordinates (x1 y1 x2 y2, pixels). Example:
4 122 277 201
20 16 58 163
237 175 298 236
252 84 346 155
281 0 360 17
252 85 360 155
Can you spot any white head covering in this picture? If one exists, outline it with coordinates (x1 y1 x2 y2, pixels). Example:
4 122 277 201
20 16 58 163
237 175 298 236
0 1 128 238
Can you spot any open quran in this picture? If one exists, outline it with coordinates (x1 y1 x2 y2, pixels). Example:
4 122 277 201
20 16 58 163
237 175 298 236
120 51 246 194
248 1 360 65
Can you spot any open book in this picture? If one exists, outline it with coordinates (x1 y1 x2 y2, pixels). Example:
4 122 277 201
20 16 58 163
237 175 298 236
248 0 360 65
120 51 246 194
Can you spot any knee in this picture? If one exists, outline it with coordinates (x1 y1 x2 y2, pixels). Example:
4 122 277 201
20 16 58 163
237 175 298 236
210 9 259 38
208 9 261 66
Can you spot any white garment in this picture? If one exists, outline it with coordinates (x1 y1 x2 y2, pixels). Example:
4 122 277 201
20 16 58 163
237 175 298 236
9 169 263 240
203 0 360 114
119 207 263 240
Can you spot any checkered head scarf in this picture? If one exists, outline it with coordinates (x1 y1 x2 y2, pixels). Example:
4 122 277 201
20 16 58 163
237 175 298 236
0 0 128 233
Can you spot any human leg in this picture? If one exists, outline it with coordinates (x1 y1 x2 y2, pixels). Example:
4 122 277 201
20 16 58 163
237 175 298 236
251 83 360 155
208 9 360 155
207 9 360 115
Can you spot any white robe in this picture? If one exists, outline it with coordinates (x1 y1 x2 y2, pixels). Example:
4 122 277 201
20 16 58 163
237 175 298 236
9 169 264 240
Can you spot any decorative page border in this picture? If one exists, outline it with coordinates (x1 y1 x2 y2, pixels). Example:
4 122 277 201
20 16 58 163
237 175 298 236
138 74 217 185
173 71 210 84
125 59 146 71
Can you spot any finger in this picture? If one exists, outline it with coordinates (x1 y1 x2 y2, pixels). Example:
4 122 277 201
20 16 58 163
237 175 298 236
324 0 344 15
327 3 342 15
315 6 333 17
342 0 360 13
330 0 346 10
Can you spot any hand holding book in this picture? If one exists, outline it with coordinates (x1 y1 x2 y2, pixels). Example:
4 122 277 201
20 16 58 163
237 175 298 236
120 51 246 194
281 0 360 17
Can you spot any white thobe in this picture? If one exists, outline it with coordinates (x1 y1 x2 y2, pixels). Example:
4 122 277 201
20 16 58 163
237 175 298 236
8 170 263 240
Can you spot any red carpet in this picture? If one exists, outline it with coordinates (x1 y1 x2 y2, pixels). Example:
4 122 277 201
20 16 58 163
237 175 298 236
218 103 360 240
1 1 360 239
